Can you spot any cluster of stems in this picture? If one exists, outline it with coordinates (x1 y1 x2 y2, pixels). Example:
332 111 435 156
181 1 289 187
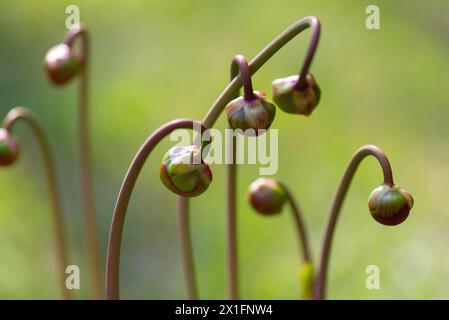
105 16 321 300
0 16 409 300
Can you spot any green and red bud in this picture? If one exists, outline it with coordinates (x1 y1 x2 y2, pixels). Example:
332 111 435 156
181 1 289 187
368 184 414 226
225 91 276 136
44 43 83 85
271 73 320 116
160 145 212 197
246 178 287 215
0 128 19 166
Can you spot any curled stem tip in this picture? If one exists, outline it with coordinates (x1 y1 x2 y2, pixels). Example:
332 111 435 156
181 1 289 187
296 16 320 89
231 55 255 100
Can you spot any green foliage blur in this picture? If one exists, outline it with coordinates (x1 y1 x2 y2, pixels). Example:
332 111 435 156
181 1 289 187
0 0 448 299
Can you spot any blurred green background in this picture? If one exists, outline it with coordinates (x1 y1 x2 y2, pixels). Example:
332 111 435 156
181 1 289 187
0 0 448 299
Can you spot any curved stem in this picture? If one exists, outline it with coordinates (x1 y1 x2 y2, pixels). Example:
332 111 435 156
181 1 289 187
105 119 207 299
231 55 255 100
65 26 102 299
177 197 197 299
2 107 70 300
296 16 320 90
314 145 394 300
277 182 311 263
203 16 321 128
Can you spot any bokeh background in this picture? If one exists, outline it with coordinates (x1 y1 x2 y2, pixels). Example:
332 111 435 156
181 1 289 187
0 0 448 299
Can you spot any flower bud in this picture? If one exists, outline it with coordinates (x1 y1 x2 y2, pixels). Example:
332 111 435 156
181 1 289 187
271 73 320 115
246 178 287 215
299 262 314 300
368 184 414 226
225 91 276 136
160 145 212 197
0 128 19 166
44 43 83 85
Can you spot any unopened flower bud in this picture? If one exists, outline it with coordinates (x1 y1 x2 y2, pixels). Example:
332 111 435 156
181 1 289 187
271 73 320 115
44 43 83 85
246 178 287 215
0 128 19 166
225 91 276 136
160 145 212 197
368 184 414 226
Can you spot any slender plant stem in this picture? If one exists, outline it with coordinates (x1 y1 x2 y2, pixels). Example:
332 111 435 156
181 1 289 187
226 139 238 299
277 182 311 263
225 61 242 300
296 17 320 90
232 55 255 100
2 107 70 299
202 16 321 128
105 119 207 299
177 197 197 299
313 145 394 300
64 26 102 299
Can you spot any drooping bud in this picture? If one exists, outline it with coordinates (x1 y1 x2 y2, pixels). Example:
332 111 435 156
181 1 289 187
271 73 320 115
160 145 212 197
0 128 20 166
44 43 83 85
225 91 276 136
299 262 314 300
368 184 414 226
246 178 287 215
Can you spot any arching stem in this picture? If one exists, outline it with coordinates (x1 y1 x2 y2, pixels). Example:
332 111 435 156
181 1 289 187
178 196 197 299
277 182 311 263
105 119 207 299
2 107 70 299
64 26 102 299
296 17 320 90
313 145 394 300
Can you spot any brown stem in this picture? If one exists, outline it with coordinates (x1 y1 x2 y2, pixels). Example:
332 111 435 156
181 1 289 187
226 139 238 299
65 26 102 299
231 55 255 100
224 62 242 300
296 16 320 90
105 119 207 299
313 145 394 300
177 197 197 299
2 107 70 299
277 182 311 263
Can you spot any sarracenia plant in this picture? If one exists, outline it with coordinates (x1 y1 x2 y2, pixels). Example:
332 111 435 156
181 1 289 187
44 25 102 299
0 107 70 299
246 145 413 299
105 16 321 299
